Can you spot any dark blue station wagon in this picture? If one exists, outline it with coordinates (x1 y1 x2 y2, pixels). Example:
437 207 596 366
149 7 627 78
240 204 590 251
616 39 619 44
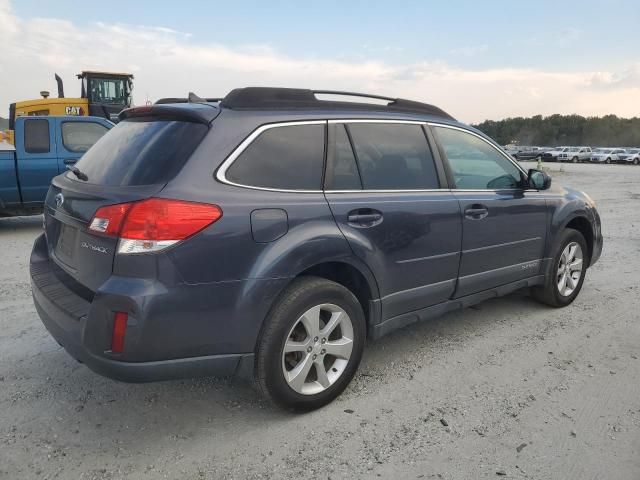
30 88 603 410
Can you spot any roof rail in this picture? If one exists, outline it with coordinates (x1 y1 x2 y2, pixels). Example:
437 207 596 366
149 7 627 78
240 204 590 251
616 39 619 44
220 87 455 120
155 96 223 105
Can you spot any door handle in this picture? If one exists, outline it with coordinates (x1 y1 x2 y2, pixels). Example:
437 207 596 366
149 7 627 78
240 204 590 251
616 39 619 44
347 209 383 226
464 205 489 220
63 158 77 165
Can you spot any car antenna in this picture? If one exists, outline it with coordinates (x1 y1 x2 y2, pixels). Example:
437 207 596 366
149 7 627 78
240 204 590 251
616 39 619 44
188 92 206 103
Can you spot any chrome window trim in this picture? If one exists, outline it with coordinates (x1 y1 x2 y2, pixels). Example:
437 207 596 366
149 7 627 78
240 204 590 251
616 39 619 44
328 119 426 125
427 122 528 177
325 189 444 193
215 120 327 193
216 118 529 194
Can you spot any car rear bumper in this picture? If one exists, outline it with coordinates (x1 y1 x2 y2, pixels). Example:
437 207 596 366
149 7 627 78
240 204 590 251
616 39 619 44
30 234 263 383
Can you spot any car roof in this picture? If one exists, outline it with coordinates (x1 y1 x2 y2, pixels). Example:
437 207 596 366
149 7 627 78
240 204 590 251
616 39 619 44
143 87 461 127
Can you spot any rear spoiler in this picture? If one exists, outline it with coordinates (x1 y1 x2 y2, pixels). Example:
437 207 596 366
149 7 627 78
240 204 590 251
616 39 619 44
118 103 220 124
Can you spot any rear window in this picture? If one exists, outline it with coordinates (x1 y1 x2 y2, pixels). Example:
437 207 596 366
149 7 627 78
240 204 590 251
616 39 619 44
24 119 50 154
225 124 325 190
72 119 208 186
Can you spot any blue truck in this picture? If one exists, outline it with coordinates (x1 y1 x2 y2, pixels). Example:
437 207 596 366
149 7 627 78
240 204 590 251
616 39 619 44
0 116 113 217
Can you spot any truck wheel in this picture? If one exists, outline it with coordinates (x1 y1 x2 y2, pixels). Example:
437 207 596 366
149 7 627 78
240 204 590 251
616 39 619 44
572 156 579 163
531 229 588 308
255 276 365 411
605 158 611 164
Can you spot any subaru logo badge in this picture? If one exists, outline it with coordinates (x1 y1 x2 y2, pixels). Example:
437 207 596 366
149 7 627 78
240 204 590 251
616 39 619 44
55 193 64 208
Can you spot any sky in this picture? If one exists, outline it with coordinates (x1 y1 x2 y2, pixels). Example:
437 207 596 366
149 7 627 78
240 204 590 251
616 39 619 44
1 0 639 123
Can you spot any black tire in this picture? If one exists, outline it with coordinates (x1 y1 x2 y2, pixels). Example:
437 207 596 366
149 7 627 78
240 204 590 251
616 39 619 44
572 156 579 163
605 157 611 164
531 228 588 307
255 276 365 411
634 158 639 165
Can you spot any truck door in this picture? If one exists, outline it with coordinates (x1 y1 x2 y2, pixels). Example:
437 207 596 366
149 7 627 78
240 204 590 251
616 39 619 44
54 117 112 173
15 118 58 205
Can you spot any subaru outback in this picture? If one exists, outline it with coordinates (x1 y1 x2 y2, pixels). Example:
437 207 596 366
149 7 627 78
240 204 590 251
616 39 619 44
30 88 603 410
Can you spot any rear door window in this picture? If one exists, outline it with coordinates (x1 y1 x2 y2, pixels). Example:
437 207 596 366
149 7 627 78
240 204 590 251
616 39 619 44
24 119 50 154
72 119 208 185
61 122 109 153
225 123 325 190
347 123 439 190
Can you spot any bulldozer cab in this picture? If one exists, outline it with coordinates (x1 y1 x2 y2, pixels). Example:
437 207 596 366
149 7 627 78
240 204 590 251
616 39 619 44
78 71 134 121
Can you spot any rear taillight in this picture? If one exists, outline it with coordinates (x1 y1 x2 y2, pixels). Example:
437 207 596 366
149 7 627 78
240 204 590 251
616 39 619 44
89 198 222 254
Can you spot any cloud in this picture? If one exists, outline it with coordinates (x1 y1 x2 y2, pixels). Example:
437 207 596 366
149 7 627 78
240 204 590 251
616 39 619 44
588 64 640 89
449 44 488 57
0 1 638 123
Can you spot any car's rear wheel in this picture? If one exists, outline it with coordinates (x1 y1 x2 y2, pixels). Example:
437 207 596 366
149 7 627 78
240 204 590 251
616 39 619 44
255 276 365 410
531 229 588 307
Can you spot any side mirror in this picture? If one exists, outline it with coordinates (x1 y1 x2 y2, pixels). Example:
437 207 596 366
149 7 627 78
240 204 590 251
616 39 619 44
528 169 551 190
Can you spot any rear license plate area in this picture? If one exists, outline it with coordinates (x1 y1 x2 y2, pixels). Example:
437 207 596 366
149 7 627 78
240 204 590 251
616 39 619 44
54 222 78 265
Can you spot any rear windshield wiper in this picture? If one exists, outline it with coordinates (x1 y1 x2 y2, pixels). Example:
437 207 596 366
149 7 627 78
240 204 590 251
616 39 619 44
67 165 89 181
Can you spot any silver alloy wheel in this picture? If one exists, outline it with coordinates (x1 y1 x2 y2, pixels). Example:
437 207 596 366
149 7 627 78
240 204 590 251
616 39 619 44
282 303 354 395
557 242 584 297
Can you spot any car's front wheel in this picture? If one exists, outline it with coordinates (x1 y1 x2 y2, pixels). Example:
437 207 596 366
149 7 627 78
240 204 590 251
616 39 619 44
255 276 365 410
531 228 588 307
605 157 611 164
634 158 639 165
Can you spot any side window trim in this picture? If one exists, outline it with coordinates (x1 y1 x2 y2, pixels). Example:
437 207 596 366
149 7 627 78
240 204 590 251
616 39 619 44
427 122 528 188
324 123 363 191
217 119 526 193
343 124 364 187
216 120 327 193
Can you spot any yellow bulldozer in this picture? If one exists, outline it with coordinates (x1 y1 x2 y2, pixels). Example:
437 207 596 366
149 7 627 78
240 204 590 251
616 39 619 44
2 71 133 144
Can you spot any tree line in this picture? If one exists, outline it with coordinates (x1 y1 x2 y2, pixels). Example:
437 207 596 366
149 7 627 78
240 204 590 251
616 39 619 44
473 114 640 147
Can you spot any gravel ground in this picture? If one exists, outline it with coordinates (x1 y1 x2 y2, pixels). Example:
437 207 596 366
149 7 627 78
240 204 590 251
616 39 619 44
1 162 639 480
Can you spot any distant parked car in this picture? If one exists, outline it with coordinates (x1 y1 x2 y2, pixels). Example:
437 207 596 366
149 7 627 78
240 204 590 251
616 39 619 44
590 148 625 164
514 146 545 161
543 146 569 162
617 148 640 165
558 146 592 163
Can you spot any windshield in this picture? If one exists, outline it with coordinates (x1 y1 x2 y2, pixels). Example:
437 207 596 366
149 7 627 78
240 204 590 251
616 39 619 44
599 149 613 154
568 147 580 152
88 77 128 105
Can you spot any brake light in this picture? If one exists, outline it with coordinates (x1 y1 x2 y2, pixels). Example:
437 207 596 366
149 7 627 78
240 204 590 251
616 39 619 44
89 198 222 254
111 311 128 353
